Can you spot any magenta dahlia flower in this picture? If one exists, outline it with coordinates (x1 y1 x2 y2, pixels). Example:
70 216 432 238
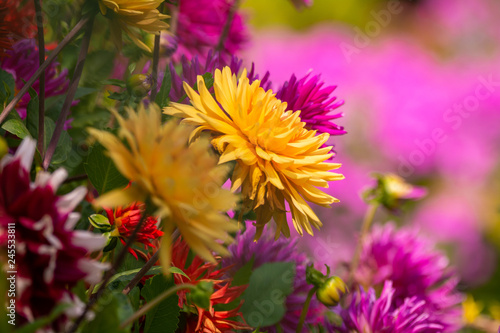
169 51 242 104
275 73 345 137
167 0 248 63
0 39 69 119
355 223 463 332
0 138 107 331
222 227 324 333
334 281 445 333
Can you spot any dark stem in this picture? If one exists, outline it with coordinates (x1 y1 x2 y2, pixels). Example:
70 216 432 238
62 174 88 184
34 0 45 155
67 211 149 333
150 33 160 102
215 0 240 52
122 250 159 295
0 16 89 124
42 15 95 170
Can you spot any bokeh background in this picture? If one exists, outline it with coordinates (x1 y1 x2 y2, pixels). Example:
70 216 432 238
240 0 500 323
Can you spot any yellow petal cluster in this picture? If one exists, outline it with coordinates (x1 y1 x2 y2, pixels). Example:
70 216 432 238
164 67 344 240
98 0 169 52
87 103 239 273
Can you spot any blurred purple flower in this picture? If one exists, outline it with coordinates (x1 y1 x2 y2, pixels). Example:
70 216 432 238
167 0 248 63
334 281 445 333
356 223 463 332
0 138 107 330
222 226 324 332
0 39 69 119
276 73 345 137
289 0 313 10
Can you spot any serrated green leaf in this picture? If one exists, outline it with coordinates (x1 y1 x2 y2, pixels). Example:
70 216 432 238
155 66 171 108
240 262 296 328
84 143 129 194
82 291 127 333
2 119 30 139
141 275 180 333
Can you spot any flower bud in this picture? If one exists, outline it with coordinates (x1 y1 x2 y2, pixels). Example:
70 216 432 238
364 173 426 211
316 276 348 307
0 137 8 159
187 281 213 310
88 214 112 231
126 74 152 97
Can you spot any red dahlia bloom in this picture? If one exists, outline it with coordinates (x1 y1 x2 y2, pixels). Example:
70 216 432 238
0 0 36 56
171 238 249 333
104 202 163 259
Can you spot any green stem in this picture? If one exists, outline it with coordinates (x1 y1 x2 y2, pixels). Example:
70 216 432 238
149 33 160 102
296 287 317 333
348 202 379 285
119 283 195 329
0 16 89 124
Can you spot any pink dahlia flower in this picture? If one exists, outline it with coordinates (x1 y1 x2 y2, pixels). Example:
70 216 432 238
0 138 107 331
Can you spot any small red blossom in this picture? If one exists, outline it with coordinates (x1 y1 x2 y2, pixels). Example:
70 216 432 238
171 238 249 333
104 202 163 259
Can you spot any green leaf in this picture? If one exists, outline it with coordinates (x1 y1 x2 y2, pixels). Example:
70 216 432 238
84 143 129 194
25 88 39 139
16 304 70 333
42 117 72 165
82 291 128 333
2 119 30 139
0 69 15 106
240 262 296 328
155 66 171 108
141 275 180 333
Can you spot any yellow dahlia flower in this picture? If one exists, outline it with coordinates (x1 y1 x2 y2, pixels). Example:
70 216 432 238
98 0 169 52
164 67 344 240
87 103 239 273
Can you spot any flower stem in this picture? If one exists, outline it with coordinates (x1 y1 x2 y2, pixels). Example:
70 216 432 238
0 16 89 124
33 0 45 155
122 250 159 295
348 202 379 285
119 283 195 329
215 0 241 52
42 14 95 170
296 287 317 333
149 33 160 102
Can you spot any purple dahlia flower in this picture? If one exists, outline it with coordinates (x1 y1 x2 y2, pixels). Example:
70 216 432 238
355 223 463 332
334 281 445 333
0 39 69 119
0 138 107 331
167 0 248 63
169 52 270 104
276 73 345 137
222 227 324 333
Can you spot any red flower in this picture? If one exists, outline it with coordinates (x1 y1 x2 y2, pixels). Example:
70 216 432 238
104 202 163 259
171 238 249 333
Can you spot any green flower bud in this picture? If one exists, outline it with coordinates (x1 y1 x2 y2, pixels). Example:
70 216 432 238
88 214 112 231
316 276 348 307
0 137 8 159
102 232 118 252
126 74 152 97
187 281 213 310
